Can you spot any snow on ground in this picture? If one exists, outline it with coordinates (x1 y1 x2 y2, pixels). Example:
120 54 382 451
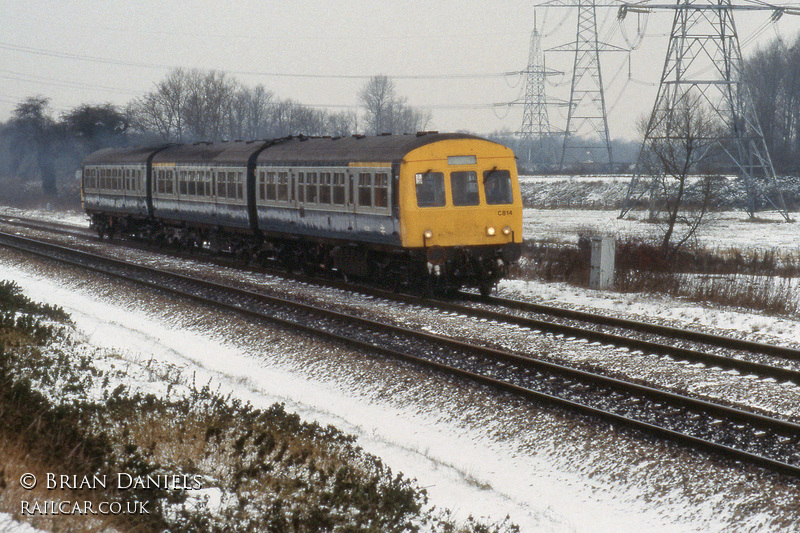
498 278 800 349
1 207 87 229
0 513 48 533
524 208 799 251
0 257 743 533
2 204 799 531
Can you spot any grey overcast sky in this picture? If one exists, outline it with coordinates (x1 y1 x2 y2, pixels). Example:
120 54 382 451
2 1 799 140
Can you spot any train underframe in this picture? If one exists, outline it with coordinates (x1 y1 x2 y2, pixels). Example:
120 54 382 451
90 212 520 296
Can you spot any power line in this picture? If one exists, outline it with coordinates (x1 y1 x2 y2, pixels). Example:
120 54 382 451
0 69 138 95
0 41 524 81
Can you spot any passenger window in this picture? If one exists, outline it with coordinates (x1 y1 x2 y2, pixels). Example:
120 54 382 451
333 172 345 205
217 172 227 198
483 169 514 205
277 172 289 202
306 172 317 203
266 172 276 201
258 171 266 201
165 170 174 195
358 173 372 207
227 172 237 199
237 172 244 199
415 172 445 207
374 172 388 208
297 173 305 202
451 171 479 206
319 172 331 204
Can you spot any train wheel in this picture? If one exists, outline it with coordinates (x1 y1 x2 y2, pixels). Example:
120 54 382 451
479 282 492 298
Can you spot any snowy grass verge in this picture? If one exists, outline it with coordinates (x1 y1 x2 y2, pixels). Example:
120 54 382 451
0 281 518 533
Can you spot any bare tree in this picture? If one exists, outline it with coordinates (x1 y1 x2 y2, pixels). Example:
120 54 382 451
639 91 723 255
326 110 356 137
9 96 59 195
230 84 275 139
128 68 363 142
359 75 431 134
127 68 190 141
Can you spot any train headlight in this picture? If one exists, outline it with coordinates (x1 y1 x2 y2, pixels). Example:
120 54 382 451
486 226 496 236
502 225 512 235
423 229 434 239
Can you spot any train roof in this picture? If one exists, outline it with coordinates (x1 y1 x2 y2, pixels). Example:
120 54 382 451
256 133 488 165
81 133 501 167
152 140 269 165
82 144 171 165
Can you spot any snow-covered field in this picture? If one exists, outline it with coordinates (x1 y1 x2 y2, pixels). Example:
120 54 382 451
2 205 800 531
524 208 799 251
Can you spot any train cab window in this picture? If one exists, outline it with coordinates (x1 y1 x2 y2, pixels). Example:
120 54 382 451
483 169 513 205
358 172 372 207
306 172 318 203
451 171 479 206
319 172 332 204
374 172 389 208
415 172 445 207
277 172 289 202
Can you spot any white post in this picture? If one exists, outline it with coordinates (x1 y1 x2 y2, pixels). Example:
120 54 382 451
589 236 615 290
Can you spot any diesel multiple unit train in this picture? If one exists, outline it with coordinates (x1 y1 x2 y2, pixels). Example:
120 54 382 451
81 132 523 294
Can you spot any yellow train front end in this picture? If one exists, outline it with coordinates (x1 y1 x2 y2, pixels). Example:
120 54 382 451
398 137 523 294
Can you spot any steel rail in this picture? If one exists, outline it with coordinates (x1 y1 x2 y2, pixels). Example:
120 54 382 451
2 230 800 478
3 214 800 384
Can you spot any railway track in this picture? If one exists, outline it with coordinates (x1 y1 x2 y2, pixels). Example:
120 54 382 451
4 213 800 373
4 213 800 389
2 229 800 478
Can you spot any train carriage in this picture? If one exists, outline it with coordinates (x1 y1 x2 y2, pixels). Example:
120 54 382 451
81 132 523 294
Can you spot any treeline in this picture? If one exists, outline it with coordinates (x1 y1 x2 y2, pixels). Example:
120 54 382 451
0 69 430 197
745 33 800 174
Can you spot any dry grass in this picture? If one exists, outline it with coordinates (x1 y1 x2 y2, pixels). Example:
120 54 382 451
0 281 519 532
0 438 130 533
511 238 800 317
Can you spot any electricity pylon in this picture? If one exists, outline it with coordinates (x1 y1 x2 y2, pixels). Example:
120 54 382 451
619 0 793 221
517 13 558 167
547 0 626 171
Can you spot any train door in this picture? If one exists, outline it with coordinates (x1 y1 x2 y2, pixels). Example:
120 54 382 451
210 168 219 225
347 171 356 231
